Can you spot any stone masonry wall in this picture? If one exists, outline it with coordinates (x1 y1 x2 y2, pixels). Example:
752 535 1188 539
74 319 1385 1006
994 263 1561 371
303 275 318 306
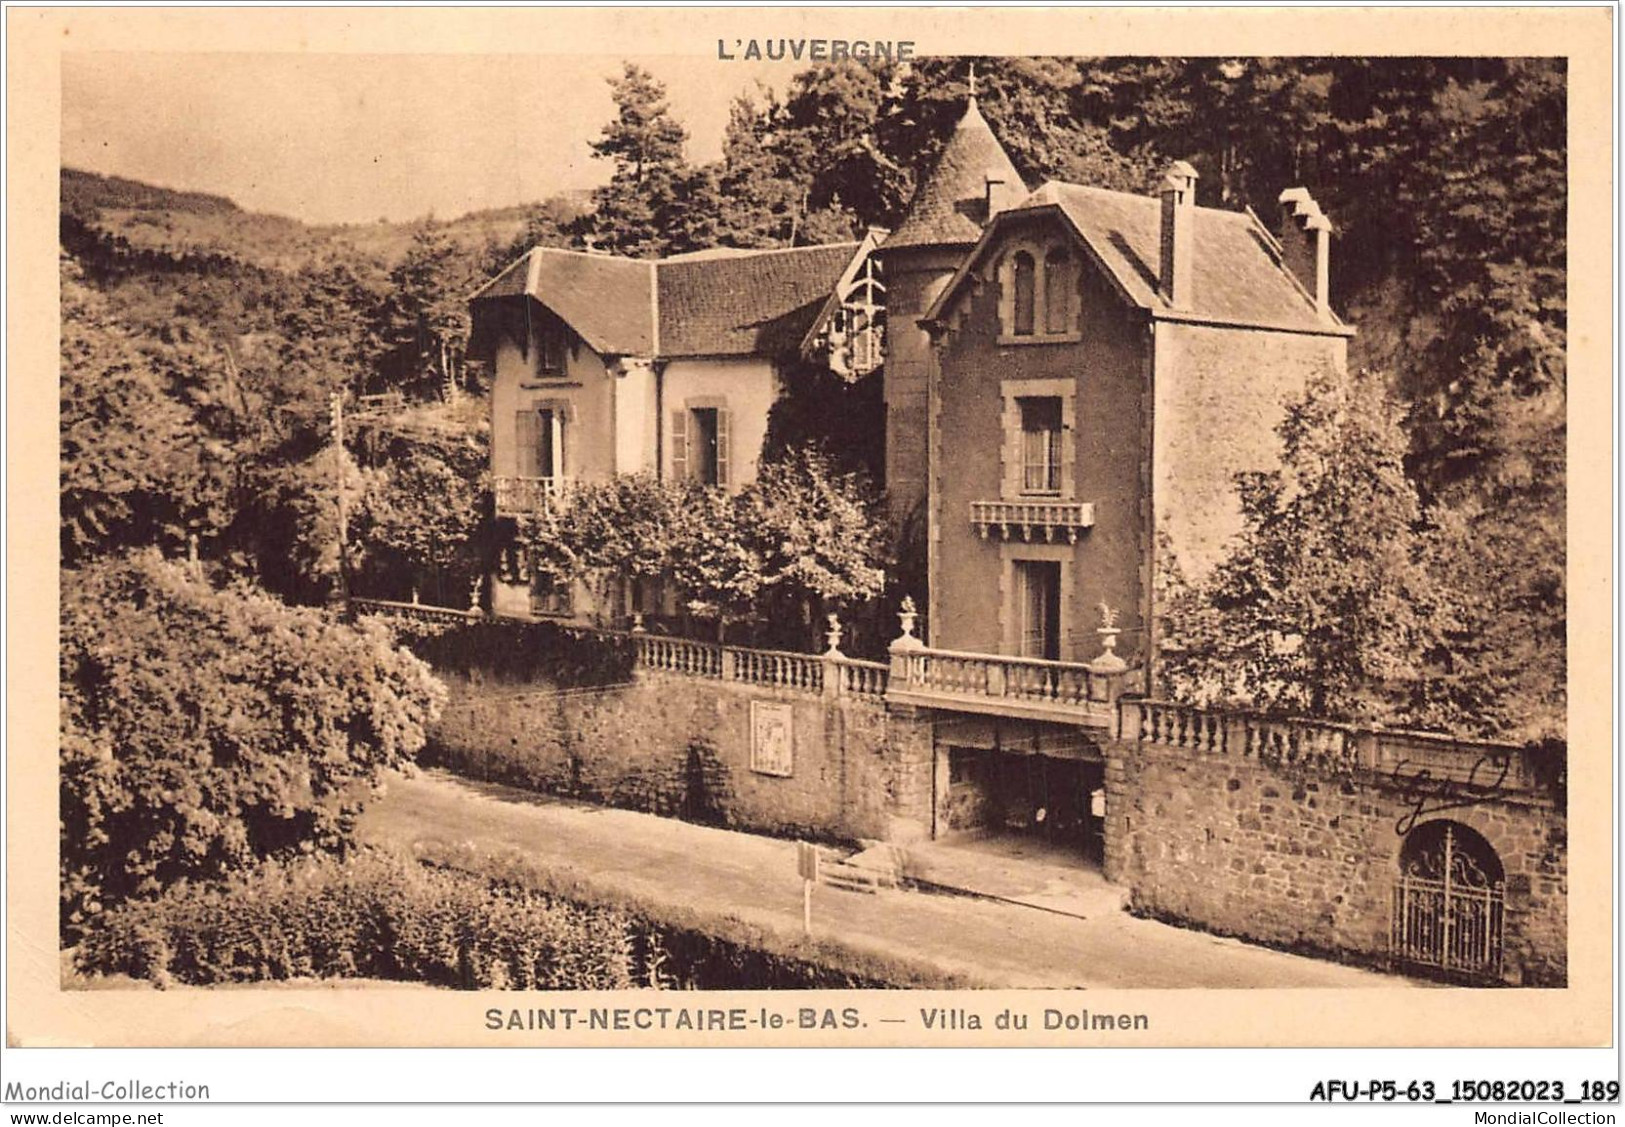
428 665 933 844
1103 734 1567 985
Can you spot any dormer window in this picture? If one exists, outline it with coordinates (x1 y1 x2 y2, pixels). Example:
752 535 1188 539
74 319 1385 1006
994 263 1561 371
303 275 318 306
827 253 886 378
537 321 566 375
999 240 1079 343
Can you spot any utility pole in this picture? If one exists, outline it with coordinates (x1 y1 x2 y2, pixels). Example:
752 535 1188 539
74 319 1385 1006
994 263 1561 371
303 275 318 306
331 392 350 607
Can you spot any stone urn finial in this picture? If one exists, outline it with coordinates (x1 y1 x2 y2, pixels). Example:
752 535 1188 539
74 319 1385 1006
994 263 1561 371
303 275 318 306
824 613 844 656
891 595 924 656
631 612 646 634
1091 600 1128 674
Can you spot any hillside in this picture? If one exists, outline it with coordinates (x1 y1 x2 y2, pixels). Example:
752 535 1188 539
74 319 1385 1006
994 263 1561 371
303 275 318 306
61 167 575 275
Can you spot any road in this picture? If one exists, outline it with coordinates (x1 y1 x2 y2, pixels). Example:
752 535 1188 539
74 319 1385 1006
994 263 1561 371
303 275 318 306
359 769 1411 990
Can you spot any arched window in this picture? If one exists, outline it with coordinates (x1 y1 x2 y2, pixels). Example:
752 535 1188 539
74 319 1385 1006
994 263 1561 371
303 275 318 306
1043 247 1072 334
1011 251 1036 336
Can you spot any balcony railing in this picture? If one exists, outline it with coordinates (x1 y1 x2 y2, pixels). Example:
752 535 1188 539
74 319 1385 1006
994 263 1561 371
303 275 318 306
971 499 1096 543
494 475 570 517
886 645 1132 726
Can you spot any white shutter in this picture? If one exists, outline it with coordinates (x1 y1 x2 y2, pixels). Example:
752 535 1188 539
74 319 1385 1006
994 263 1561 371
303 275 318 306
670 410 689 482
515 410 541 477
715 408 731 489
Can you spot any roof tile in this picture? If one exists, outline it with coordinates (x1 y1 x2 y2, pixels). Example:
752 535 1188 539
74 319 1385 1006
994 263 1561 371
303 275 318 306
926 179 1347 335
656 243 858 358
472 243 860 360
883 99 1025 251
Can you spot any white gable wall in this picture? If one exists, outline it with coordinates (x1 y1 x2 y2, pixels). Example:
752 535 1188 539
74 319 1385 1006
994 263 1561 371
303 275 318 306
661 357 779 492
614 359 659 476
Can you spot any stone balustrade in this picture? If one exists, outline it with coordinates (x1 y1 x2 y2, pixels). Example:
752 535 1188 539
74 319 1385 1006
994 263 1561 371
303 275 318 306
1119 697 1554 795
353 594 891 699
349 597 481 626
885 644 1133 726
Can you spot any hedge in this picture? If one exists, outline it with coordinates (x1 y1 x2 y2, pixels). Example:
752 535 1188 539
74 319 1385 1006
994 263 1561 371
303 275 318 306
73 850 639 990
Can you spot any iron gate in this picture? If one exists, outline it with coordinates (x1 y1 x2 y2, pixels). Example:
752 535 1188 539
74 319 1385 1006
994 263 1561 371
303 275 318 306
1392 823 1505 980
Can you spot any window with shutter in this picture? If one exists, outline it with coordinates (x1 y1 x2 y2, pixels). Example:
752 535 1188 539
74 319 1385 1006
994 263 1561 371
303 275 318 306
690 408 720 486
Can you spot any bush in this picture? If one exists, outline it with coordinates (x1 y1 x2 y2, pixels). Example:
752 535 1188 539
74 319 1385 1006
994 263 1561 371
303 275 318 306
60 552 447 940
74 851 637 989
415 839 978 990
405 618 635 686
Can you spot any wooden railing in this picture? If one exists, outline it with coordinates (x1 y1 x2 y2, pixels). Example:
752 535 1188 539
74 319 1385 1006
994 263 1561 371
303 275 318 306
353 391 406 414
1121 698 1551 795
494 475 570 517
886 645 1132 725
970 499 1096 544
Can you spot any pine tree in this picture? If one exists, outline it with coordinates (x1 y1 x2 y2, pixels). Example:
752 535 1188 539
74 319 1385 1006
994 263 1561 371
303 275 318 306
589 63 718 257
715 89 799 247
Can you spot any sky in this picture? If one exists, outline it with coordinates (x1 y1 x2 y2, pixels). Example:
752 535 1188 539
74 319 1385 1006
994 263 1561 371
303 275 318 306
61 53 799 225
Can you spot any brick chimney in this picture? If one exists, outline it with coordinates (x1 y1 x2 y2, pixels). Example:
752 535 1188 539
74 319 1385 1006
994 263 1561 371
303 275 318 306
1158 160 1198 310
1277 187 1332 318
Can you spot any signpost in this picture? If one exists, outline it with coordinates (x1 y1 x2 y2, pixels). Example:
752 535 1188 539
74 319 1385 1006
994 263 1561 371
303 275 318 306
796 841 819 936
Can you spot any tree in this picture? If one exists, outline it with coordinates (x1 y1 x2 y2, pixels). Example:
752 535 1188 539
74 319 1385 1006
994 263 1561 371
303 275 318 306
522 472 683 612
60 552 446 939
1415 382 1565 742
740 448 888 648
714 89 801 247
1159 368 1439 725
353 408 491 607
589 64 720 257
368 222 481 396
60 264 219 564
667 482 767 639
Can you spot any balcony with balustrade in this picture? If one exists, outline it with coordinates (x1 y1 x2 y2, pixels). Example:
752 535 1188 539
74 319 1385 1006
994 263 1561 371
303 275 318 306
884 597 1135 726
970 498 1095 543
494 475 570 517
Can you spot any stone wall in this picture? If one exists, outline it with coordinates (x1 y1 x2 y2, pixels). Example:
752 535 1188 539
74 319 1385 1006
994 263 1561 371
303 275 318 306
427 664 934 844
1103 708 1566 985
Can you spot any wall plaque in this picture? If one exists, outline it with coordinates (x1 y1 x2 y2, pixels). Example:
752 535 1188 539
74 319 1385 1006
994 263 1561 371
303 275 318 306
749 700 794 777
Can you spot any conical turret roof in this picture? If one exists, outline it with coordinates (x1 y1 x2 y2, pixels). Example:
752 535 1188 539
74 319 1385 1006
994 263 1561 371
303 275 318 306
883 97 1024 251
